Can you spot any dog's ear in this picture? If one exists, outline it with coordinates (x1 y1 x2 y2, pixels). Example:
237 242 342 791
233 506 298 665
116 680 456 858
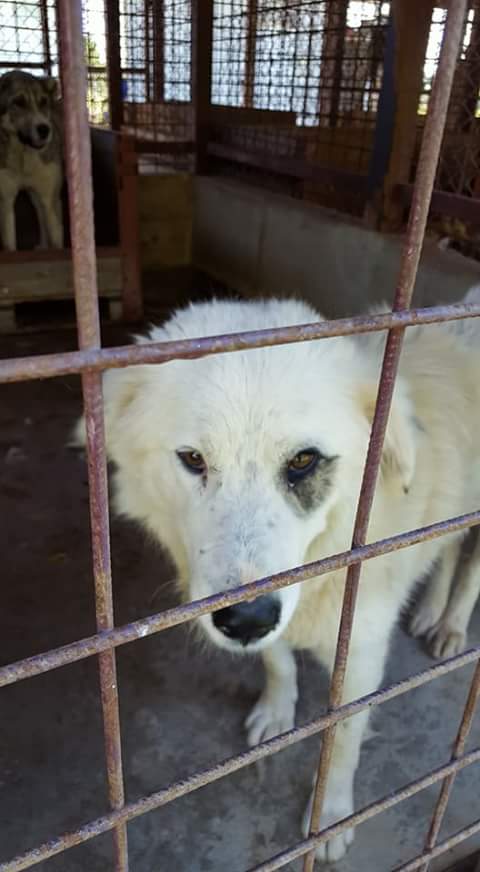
359 381 416 493
71 366 144 454
0 75 11 114
42 77 60 100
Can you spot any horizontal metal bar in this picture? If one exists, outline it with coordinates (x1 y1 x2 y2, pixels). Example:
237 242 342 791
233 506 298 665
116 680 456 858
392 821 480 872
1 510 479 689
2 742 478 872
248 751 480 872
418 659 480 871
1 303 480 385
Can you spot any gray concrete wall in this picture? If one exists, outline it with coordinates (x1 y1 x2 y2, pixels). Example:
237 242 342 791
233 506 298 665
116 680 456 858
193 177 480 316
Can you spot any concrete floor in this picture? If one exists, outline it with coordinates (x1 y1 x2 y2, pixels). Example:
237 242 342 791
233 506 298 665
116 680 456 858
1 328 479 872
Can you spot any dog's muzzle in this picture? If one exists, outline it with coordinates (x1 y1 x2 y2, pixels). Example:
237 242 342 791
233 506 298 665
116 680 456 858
212 594 280 646
18 124 51 149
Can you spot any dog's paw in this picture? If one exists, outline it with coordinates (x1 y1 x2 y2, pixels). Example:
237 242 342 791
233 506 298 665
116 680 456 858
428 620 466 659
409 600 443 640
302 792 354 863
245 691 295 746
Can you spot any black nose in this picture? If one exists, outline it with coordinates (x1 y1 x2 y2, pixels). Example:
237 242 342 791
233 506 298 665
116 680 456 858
213 595 280 646
37 123 50 140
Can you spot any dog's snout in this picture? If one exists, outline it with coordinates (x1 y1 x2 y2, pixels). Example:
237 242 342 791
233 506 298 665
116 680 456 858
213 595 280 646
36 123 50 141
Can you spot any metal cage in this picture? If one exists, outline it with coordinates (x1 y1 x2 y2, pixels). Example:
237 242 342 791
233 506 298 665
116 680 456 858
0 2 480 871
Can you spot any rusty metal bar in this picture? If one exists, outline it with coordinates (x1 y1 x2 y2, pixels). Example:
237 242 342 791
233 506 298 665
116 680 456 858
56 2 128 868
1 509 479 690
106 0 123 130
417 660 480 872
251 784 480 872
303 4 469 869
2 742 479 872
1 302 480 385
40 0 53 76
392 820 480 872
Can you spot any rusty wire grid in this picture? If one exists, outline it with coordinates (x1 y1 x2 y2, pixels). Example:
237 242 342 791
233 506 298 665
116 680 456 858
413 2 480 247
1 1 480 871
0 0 57 76
208 0 390 214
118 0 194 171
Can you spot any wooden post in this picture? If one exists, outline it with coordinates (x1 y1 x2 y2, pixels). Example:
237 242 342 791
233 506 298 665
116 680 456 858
152 0 165 103
380 0 435 230
191 0 213 173
117 135 143 322
317 0 348 128
105 0 123 131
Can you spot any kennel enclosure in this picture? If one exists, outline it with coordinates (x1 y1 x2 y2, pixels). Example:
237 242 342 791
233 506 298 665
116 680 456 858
0 2 480 871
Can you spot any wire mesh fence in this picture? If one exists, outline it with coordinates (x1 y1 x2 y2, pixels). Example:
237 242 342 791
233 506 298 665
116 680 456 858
208 0 390 214
1 1 480 871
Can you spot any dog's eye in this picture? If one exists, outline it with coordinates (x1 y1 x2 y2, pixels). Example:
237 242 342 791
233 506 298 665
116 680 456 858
39 96 48 109
287 449 319 484
177 449 206 476
13 95 27 109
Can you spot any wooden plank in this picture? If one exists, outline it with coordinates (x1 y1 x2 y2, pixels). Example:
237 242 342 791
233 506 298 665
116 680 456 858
381 0 435 229
208 104 297 127
117 135 143 322
0 254 122 305
207 142 369 192
395 184 480 224
0 246 119 265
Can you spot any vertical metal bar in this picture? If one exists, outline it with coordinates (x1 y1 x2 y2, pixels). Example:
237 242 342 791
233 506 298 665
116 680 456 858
56 2 128 869
106 0 123 130
192 0 213 173
244 0 257 108
303 4 468 871
418 660 480 872
40 0 52 76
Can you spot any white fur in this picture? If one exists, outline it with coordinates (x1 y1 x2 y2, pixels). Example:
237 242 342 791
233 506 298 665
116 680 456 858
75 294 480 862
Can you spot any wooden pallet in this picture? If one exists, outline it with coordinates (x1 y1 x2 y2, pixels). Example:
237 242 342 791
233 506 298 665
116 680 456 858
0 247 123 332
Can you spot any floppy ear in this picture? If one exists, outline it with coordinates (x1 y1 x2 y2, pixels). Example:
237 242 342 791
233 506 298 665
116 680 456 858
0 75 11 114
359 381 416 493
42 77 60 100
70 367 144 455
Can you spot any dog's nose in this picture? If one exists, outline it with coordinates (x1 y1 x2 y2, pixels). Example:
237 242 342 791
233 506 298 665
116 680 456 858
36 123 50 141
213 595 280 645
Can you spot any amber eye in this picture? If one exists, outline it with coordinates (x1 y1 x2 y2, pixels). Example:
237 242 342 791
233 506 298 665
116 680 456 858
177 449 206 476
287 449 319 485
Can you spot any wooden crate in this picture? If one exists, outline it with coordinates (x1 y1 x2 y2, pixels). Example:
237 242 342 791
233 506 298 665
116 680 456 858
0 247 122 332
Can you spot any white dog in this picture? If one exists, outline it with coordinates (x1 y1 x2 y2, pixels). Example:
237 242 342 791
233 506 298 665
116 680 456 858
75 296 480 862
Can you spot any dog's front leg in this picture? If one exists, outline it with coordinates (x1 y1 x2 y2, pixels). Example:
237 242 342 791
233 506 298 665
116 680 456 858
303 644 386 863
245 638 298 746
44 192 64 249
28 189 49 248
0 192 17 251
